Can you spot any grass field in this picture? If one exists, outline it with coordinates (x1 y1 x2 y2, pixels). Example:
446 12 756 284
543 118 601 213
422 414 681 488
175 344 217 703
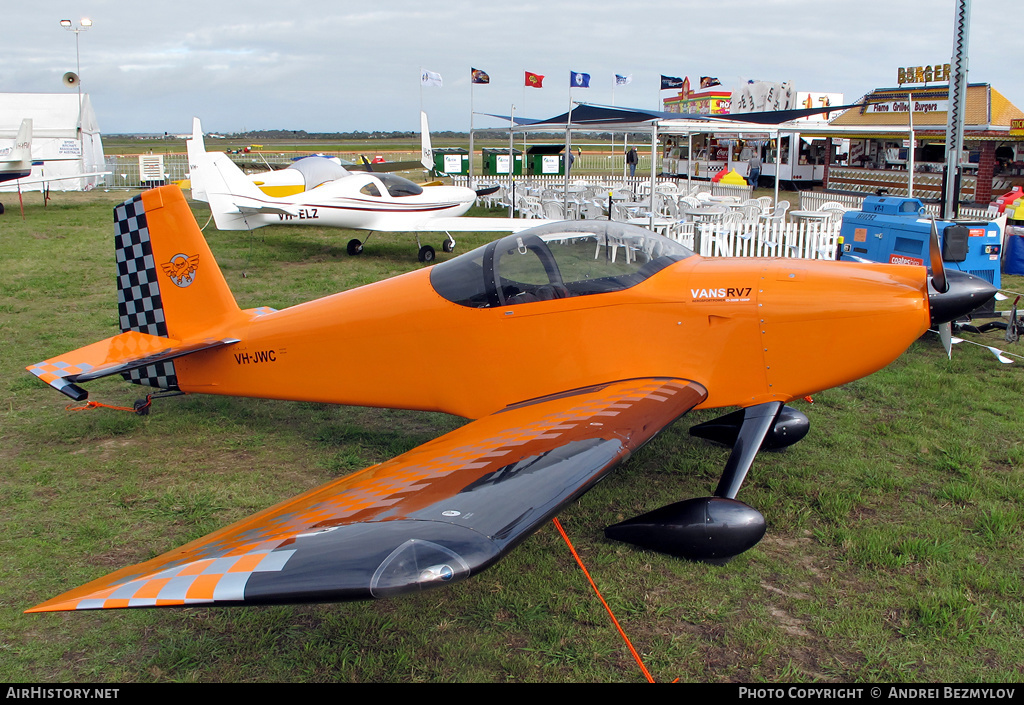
1 188 1022 683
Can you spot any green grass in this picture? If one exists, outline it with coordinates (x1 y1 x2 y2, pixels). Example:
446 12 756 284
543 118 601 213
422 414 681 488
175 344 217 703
2 189 1023 683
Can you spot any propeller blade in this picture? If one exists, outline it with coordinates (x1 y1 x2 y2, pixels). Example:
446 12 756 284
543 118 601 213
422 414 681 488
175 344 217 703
929 216 948 294
940 321 953 358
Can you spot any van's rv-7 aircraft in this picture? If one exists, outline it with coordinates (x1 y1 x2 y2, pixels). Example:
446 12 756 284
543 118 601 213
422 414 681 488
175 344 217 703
0 118 110 215
24 184 994 612
187 116 544 262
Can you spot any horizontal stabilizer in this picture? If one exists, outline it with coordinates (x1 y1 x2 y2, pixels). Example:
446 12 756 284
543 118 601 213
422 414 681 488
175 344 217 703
230 196 301 217
27 332 239 400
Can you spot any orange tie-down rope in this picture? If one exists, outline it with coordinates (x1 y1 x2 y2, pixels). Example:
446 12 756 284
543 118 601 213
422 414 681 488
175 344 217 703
551 517 658 683
66 395 152 414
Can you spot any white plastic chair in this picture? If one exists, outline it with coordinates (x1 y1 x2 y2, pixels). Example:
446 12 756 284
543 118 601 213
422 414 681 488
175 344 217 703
762 201 789 224
581 200 605 219
542 200 565 220
739 204 762 222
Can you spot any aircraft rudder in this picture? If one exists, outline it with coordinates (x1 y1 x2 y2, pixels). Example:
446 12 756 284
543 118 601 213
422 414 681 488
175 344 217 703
186 117 208 202
11 118 32 161
115 187 239 347
420 111 433 171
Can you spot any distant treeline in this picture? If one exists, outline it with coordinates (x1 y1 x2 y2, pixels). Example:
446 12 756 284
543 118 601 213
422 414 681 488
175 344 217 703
222 129 650 141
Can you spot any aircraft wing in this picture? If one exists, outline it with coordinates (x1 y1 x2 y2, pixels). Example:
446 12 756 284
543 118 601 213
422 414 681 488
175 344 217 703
0 170 111 188
402 216 556 233
27 377 706 611
345 159 425 174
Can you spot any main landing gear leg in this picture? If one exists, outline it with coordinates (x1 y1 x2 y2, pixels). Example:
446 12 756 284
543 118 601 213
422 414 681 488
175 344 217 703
607 401 803 563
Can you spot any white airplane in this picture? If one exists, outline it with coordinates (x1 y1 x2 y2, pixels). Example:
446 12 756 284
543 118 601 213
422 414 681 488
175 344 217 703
187 116 546 262
0 118 110 215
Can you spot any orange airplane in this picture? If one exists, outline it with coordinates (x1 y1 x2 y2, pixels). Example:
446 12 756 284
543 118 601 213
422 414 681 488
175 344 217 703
25 185 994 612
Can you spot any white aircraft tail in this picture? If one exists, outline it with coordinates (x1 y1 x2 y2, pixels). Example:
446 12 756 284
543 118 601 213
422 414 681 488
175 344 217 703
204 153 276 230
186 117 275 231
420 111 433 171
186 117 209 202
1 119 33 165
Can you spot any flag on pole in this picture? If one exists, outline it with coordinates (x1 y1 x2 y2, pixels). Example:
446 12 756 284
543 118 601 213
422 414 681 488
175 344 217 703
660 75 683 90
570 71 590 88
525 71 544 88
700 76 721 88
471 68 490 84
615 74 633 86
421 69 443 87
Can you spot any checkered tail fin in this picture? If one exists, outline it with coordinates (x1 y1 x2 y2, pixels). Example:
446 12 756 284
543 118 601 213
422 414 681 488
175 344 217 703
27 186 242 400
114 186 241 390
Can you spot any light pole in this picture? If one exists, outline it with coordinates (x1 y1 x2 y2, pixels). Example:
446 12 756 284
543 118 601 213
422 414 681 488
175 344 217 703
60 18 92 133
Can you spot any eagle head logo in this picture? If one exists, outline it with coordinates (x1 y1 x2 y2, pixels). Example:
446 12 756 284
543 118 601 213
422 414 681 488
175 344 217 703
161 253 199 288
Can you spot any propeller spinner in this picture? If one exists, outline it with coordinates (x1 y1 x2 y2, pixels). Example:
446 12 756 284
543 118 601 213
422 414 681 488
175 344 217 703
925 215 997 356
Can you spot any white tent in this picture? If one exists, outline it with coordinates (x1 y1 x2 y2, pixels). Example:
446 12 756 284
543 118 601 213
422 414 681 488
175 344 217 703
0 93 105 192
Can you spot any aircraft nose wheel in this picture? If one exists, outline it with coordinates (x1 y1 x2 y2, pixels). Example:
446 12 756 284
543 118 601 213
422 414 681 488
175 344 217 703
347 239 363 256
418 245 436 263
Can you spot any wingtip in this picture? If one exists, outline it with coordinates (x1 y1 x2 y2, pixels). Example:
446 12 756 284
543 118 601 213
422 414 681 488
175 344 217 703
25 597 81 613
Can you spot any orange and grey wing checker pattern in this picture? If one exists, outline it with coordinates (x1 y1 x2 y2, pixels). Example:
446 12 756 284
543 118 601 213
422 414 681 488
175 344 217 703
28 378 706 612
114 195 177 390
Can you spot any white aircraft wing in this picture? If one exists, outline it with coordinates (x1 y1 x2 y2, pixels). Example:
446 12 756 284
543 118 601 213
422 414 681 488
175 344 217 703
405 216 555 233
1 171 111 188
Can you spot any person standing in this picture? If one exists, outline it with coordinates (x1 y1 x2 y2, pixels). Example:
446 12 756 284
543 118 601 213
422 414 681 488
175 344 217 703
748 150 762 188
626 147 638 177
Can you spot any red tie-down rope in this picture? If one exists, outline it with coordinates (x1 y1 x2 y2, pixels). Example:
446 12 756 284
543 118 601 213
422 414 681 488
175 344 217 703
551 517 657 683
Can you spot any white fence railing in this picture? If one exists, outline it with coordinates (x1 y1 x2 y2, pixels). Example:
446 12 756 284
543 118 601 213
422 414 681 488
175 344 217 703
455 174 753 200
667 220 841 260
799 191 999 222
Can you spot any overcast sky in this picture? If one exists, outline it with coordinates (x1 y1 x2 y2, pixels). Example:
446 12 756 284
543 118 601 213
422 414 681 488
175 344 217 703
2 0 1021 135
